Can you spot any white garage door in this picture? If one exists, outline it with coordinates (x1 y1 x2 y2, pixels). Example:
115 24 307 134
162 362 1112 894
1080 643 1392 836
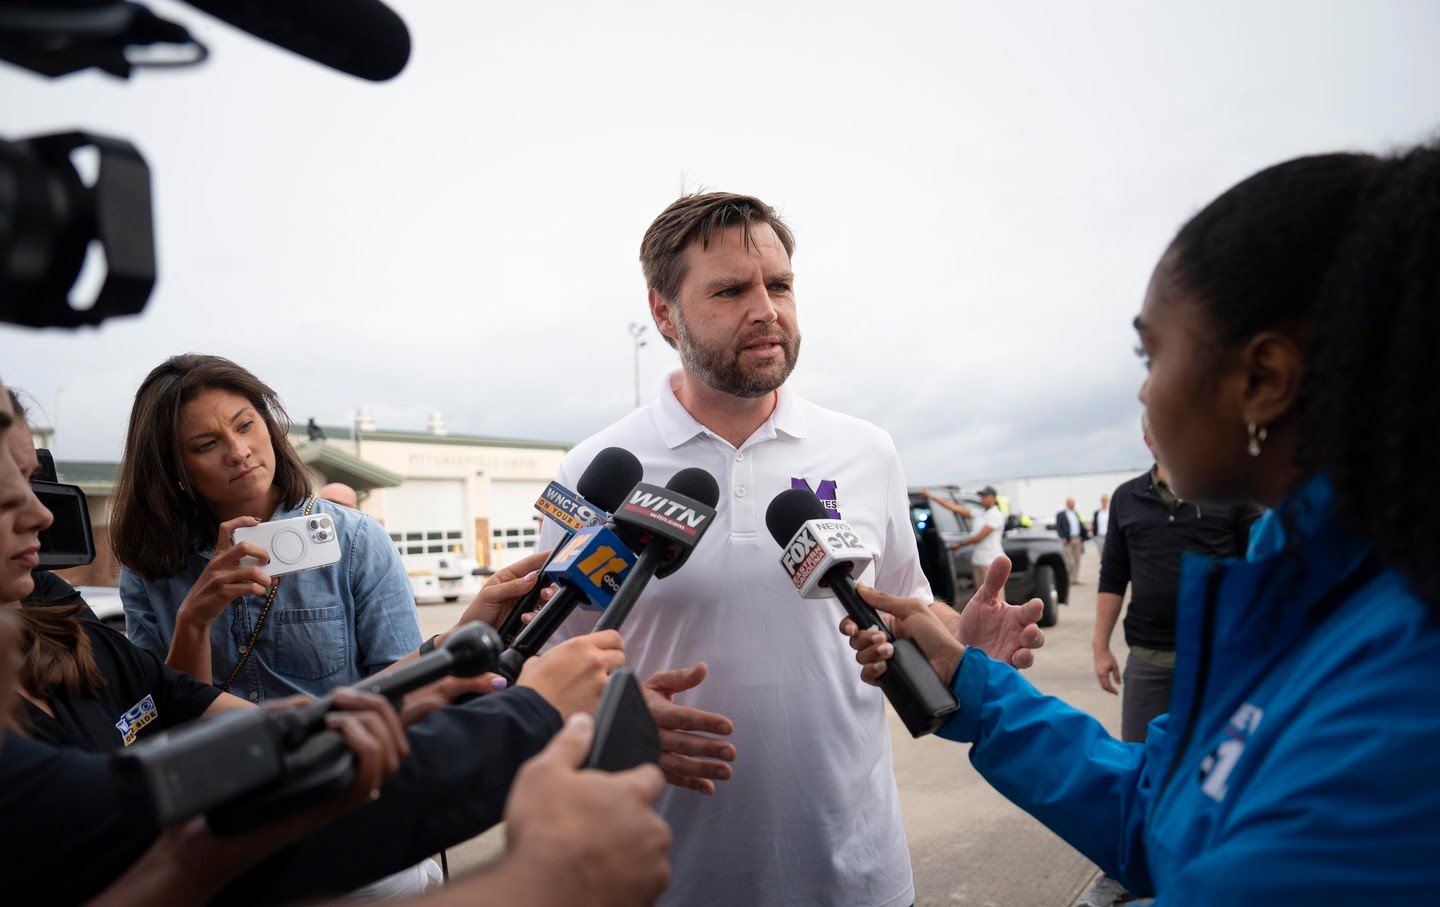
488 479 546 568
383 478 468 565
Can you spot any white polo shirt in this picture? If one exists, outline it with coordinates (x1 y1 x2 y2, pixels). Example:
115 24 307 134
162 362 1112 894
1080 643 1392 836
543 371 929 907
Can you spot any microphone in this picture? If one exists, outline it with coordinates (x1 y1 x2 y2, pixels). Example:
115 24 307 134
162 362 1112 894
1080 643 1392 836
115 621 502 832
495 521 639 681
495 447 643 644
592 467 720 633
179 0 412 81
765 488 960 738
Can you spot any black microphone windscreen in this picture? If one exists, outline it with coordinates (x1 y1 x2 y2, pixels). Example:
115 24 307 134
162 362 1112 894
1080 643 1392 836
576 447 644 514
665 467 720 508
179 0 411 82
765 488 828 547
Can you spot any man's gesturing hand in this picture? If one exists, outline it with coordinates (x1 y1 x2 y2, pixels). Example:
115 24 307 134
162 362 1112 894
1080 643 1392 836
506 713 672 907
956 556 1045 669
641 663 735 796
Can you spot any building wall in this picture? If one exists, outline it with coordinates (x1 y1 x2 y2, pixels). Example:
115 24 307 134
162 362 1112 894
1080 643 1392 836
328 438 568 569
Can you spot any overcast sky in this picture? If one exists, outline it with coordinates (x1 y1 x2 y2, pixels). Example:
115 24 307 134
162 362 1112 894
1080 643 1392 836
3 0 1438 485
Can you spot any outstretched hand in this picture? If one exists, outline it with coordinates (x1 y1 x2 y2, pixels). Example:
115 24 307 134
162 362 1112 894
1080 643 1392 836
641 664 736 796
957 556 1045 669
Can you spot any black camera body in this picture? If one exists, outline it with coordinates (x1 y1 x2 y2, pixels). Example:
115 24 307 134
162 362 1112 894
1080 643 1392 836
31 447 95 568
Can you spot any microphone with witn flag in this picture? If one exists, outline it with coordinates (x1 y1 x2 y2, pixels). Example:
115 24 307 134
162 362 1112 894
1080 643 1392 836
766 487 959 737
592 467 720 633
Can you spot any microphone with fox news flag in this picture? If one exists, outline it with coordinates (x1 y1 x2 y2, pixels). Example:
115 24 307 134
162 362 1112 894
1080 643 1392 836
766 488 960 738
496 520 640 681
496 447 643 644
592 467 720 633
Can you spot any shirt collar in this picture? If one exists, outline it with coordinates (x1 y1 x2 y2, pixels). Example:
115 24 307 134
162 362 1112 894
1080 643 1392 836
652 370 809 450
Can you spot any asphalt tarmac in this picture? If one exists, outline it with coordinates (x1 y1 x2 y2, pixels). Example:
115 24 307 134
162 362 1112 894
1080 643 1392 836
417 544 1118 905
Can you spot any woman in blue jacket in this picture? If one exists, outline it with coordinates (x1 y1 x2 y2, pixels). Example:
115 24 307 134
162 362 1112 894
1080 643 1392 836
845 143 1440 904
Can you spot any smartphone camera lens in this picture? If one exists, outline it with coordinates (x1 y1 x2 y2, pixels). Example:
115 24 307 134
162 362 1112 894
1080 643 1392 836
309 519 320 530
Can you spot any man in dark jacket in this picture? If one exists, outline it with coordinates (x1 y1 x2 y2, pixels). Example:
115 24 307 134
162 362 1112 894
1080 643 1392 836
1055 498 1091 586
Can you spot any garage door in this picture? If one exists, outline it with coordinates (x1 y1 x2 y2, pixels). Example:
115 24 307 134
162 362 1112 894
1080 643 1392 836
488 479 546 568
382 478 468 567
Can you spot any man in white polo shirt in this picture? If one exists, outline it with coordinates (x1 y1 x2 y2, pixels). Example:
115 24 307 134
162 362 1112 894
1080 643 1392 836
542 192 1044 906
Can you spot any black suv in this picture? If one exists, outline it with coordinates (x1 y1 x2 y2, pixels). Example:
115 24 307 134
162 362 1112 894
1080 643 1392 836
909 485 1067 627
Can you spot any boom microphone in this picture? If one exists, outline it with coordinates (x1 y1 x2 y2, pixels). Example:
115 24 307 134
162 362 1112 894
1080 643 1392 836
496 447 644 644
592 467 720 633
765 488 960 738
115 621 502 832
179 0 411 81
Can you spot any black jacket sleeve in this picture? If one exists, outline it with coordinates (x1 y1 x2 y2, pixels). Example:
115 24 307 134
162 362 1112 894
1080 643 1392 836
216 686 562 903
0 733 160 905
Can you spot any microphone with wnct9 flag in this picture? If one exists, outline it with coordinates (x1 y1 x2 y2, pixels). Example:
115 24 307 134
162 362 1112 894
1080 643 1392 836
766 487 960 738
494 446 644 644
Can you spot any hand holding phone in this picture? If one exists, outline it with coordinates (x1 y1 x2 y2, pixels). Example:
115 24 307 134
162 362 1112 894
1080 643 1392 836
233 513 341 578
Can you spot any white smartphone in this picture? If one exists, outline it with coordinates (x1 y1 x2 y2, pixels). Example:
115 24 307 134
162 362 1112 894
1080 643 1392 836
233 513 342 578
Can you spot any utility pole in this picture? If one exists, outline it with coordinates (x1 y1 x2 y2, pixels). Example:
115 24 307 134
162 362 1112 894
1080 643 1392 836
628 323 648 408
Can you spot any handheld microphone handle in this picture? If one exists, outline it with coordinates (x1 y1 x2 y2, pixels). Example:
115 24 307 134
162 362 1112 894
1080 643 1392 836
496 543 566 645
497 583 586 681
827 570 960 738
591 541 666 634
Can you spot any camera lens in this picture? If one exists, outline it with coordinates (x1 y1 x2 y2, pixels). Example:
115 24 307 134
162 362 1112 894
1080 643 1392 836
309 519 320 530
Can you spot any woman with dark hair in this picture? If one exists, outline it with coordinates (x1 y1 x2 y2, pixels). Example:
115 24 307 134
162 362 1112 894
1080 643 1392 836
844 142 1440 903
114 354 424 702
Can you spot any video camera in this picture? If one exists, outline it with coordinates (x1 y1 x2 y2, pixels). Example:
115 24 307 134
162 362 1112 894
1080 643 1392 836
30 446 95 567
0 0 411 329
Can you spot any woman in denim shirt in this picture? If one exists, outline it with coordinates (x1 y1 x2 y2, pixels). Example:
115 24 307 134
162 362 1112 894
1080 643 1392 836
114 355 423 703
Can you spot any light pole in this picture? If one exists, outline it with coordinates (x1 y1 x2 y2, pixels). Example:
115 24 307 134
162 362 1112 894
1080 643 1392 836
628 322 648 408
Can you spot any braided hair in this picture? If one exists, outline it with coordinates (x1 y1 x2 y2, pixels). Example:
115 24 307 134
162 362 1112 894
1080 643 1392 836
1167 142 1440 608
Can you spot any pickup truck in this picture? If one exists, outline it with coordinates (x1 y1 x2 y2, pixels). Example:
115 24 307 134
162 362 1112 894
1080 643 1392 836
909 485 1068 627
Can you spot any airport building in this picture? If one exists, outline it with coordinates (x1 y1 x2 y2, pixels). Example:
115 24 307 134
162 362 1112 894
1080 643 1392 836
39 412 570 589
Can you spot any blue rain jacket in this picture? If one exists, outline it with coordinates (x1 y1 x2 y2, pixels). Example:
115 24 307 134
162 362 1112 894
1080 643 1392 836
940 475 1440 904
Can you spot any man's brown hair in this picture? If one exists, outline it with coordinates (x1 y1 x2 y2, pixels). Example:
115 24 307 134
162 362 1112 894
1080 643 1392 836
111 354 312 580
639 192 795 347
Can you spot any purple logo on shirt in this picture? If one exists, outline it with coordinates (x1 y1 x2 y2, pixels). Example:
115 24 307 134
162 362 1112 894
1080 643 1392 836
791 477 841 520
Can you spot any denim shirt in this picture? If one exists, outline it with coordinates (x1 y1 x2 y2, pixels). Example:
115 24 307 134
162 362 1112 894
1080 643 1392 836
121 498 422 702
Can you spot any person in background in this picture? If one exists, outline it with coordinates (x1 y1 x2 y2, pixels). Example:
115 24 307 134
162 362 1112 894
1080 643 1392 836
843 142 1440 905
1092 494 1110 561
938 486 1007 590
1055 497 1090 584
318 482 360 509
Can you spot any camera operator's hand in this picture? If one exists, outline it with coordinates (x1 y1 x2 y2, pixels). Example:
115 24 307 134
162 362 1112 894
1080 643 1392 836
84 688 411 907
503 712 671 907
517 631 625 720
